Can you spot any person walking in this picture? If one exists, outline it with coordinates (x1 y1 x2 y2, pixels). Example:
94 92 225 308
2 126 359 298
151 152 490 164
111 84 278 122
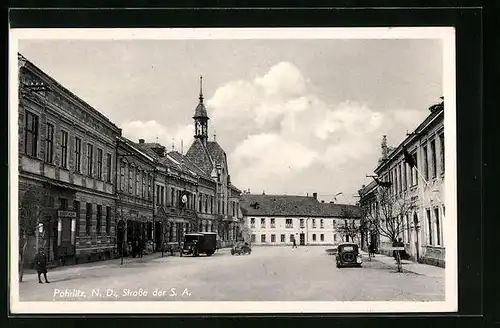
292 237 297 249
34 248 50 284
368 242 376 259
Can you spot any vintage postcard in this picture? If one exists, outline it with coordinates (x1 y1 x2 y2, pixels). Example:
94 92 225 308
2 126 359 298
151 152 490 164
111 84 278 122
9 27 457 313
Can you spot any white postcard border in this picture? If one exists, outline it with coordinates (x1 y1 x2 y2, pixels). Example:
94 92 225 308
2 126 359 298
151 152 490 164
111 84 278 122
9 27 457 314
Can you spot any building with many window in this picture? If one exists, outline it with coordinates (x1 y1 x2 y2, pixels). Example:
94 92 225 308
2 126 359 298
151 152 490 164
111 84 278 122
240 193 361 246
133 76 243 248
18 54 121 266
115 137 156 256
358 101 445 267
17 55 244 268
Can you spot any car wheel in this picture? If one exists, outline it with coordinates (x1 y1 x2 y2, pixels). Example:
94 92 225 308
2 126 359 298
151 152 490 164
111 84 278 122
231 250 235 255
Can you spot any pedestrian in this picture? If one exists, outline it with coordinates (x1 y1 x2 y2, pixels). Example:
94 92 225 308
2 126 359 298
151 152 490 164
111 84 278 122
34 248 50 284
292 237 297 249
139 238 144 258
397 237 406 260
368 242 375 258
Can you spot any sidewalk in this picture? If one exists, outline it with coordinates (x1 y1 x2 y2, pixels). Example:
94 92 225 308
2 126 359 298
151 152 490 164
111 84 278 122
20 252 168 282
360 251 445 278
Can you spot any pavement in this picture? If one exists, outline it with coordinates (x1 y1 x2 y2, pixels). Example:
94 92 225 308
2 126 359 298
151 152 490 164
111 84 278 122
17 246 445 302
358 250 445 279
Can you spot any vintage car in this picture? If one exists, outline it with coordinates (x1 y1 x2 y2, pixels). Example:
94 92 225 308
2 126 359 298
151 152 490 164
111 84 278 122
335 242 363 268
180 232 217 257
231 242 252 255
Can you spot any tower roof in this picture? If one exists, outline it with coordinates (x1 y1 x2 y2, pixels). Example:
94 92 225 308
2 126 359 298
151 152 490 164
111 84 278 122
193 75 209 119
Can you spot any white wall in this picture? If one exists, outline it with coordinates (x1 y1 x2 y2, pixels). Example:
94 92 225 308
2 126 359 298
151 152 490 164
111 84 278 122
244 216 358 246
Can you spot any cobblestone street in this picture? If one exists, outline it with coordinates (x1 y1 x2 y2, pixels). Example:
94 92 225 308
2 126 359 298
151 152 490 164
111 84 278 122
18 246 445 302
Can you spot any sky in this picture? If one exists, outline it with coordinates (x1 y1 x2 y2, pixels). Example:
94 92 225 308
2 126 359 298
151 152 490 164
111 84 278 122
18 38 443 204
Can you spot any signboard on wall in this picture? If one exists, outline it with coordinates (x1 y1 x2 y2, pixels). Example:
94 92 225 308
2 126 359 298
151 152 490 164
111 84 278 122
58 210 76 218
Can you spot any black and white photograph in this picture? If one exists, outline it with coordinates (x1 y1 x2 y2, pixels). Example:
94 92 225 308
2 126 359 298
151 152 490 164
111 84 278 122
9 27 457 313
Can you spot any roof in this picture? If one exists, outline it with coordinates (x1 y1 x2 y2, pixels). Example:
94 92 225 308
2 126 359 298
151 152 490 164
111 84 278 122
240 194 361 218
167 151 213 181
194 101 209 118
118 137 156 163
375 107 444 173
358 180 378 198
206 141 226 164
134 143 161 160
185 139 214 175
18 53 120 133
229 184 242 193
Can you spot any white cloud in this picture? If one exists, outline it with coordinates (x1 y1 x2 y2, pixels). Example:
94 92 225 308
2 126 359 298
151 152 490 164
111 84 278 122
205 61 429 199
231 133 317 184
121 120 194 152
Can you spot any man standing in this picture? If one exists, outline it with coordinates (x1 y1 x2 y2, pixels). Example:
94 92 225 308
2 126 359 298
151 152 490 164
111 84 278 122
34 248 50 284
292 236 297 249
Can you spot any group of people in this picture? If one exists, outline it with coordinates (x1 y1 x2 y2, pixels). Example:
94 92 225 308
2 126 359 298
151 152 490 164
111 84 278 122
131 238 146 258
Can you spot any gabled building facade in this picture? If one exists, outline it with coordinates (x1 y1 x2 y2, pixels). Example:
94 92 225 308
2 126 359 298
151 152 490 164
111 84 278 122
240 193 362 246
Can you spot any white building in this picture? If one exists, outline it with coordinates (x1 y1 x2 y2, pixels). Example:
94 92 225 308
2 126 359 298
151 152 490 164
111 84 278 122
359 101 445 267
240 193 361 246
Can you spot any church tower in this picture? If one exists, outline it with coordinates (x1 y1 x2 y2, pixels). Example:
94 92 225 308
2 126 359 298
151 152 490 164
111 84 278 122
193 75 209 145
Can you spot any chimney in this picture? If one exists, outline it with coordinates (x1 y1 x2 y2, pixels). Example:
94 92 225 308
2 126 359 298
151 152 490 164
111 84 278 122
381 135 388 160
329 201 334 204
139 139 145 144
313 192 318 200
321 200 325 203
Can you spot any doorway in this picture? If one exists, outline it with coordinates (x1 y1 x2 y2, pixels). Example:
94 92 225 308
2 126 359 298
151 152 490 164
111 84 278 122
155 221 162 251
299 233 305 245
117 220 125 256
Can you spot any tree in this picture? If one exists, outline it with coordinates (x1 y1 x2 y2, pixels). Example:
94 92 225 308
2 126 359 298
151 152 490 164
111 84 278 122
335 207 361 243
18 185 49 282
363 187 415 272
336 219 360 243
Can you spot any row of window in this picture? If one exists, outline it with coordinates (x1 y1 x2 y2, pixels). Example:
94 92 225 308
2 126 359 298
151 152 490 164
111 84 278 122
119 162 153 200
250 218 325 229
72 200 112 236
388 206 445 247
24 111 113 181
153 186 239 217
251 233 326 243
384 133 444 196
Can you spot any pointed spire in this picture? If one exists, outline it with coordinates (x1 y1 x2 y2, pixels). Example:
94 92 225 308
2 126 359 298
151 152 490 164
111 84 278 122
181 139 184 155
199 75 204 103
172 138 175 151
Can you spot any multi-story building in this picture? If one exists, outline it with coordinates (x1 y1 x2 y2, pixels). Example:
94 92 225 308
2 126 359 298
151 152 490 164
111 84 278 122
17 55 243 269
18 54 121 266
115 137 156 256
135 77 243 248
240 193 361 246
359 101 445 267
184 77 242 248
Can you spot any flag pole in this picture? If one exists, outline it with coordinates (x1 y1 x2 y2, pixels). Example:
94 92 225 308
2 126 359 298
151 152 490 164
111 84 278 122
413 166 443 205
